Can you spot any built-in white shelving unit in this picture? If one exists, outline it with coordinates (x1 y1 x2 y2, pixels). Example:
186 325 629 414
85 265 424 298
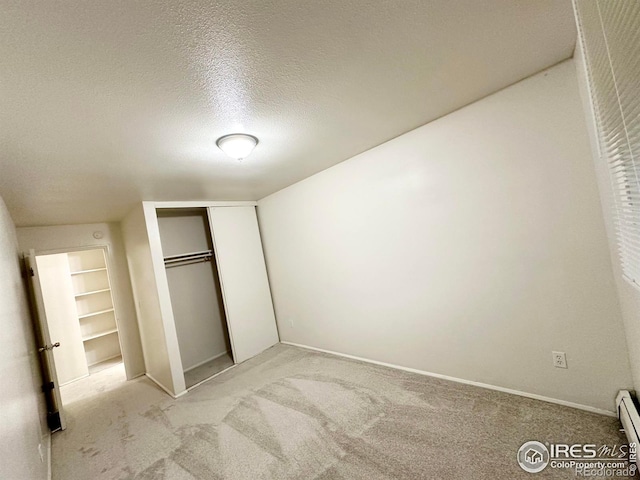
68 249 122 371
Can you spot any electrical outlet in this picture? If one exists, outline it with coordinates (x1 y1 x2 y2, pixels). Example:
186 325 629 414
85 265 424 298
38 443 44 463
552 351 567 369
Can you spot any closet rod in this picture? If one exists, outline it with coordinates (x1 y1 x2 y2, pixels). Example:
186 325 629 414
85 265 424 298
164 254 211 265
164 250 213 266
165 257 212 269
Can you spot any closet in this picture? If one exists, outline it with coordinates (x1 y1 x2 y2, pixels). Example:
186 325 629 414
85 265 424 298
122 202 279 397
157 209 233 388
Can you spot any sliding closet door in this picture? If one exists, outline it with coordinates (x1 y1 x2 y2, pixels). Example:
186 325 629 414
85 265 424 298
208 206 279 363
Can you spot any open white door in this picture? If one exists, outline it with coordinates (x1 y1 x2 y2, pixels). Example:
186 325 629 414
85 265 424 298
208 206 279 363
24 250 66 431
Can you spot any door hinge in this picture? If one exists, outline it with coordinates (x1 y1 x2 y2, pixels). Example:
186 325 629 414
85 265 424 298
41 382 55 393
29 267 34 277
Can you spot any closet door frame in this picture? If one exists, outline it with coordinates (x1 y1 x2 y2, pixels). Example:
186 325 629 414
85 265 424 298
144 203 187 396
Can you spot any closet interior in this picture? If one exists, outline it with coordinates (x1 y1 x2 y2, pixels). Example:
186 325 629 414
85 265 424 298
157 208 234 388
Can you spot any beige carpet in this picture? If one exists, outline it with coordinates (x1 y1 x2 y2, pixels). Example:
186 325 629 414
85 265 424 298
60 360 127 407
52 344 631 479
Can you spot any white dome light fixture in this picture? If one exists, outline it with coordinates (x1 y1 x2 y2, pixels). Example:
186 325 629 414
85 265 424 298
216 133 259 161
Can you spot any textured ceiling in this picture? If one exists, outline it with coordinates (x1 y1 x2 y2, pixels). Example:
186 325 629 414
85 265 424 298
0 0 576 226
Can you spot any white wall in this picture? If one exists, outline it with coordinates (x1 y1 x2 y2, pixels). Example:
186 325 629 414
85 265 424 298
157 210 211 257
574 23 640 390
0 196 48 480
17 222 144 379
257 60 632 413
165 263 230 370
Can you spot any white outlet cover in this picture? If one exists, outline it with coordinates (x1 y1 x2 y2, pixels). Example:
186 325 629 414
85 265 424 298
552 351 567 369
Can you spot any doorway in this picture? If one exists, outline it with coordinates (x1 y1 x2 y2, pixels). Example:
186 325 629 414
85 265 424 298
31 247 127 415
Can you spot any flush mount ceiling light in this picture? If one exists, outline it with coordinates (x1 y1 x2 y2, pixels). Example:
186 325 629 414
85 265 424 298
216 133 259 161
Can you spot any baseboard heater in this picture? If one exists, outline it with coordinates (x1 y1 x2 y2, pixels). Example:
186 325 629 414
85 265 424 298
616 390 639 468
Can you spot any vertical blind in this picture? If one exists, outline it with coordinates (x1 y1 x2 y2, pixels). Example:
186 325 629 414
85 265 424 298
574 0 640 286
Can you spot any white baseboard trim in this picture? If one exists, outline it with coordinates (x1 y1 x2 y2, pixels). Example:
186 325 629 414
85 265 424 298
281 341 617 417
59 373 90 387
145 373 187 399
45 432 51 480
183 350 230 373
